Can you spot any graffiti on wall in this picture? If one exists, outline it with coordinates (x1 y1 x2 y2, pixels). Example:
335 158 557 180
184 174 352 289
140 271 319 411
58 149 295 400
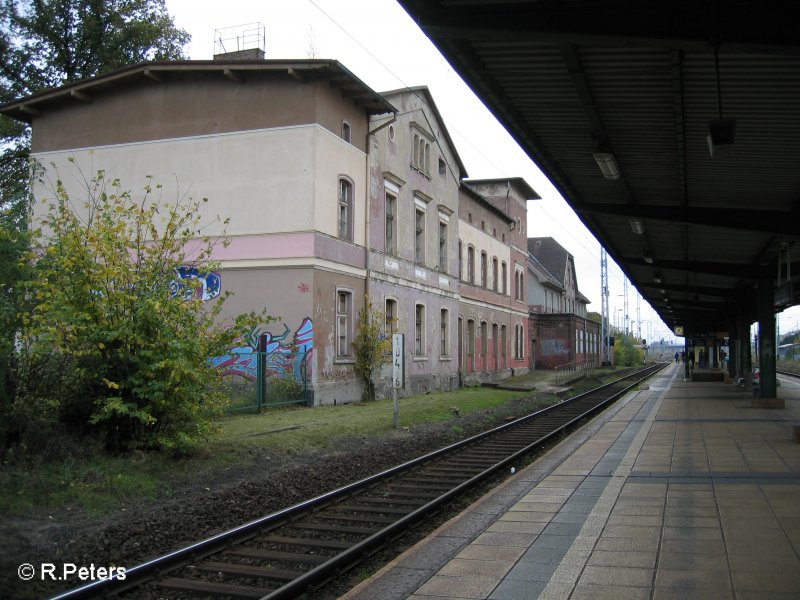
211 317 314 382
541 339 568 357
170 266 222 301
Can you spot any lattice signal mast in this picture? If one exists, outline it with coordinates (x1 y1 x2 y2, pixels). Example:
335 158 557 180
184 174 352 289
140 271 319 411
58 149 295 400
601 247 611 365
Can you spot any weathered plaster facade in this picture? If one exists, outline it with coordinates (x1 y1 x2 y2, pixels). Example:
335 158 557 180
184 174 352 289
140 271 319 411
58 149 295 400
18 60 395 405
8 59 567 404
366 87 463 397
457 179 538 381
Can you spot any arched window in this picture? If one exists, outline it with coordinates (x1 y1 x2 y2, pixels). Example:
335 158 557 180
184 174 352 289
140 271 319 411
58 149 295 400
338 178 353 241
467 246 475 284
480 251 488 287
458 240 463 280
341 121 351 143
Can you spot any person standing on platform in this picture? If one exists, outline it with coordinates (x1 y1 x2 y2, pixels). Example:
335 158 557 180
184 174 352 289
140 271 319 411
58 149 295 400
688 351 695 372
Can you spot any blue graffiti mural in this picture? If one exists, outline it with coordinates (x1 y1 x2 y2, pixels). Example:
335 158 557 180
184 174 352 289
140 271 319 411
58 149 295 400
211 318 314 382
169 266 221 301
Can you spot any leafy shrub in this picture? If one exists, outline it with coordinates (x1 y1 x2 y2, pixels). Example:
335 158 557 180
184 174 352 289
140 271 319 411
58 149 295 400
19 165 270 452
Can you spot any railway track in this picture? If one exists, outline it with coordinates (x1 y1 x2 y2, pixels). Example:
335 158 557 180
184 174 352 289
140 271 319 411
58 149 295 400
52 363 666 600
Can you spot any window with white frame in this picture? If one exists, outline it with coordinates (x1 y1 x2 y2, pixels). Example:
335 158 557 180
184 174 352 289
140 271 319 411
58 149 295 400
440 308 449 357
338 178 352 241
415 303 425 356
385 187 397 255
336 290 352 358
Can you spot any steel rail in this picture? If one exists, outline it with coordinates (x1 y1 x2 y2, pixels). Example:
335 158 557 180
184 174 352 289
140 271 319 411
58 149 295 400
260 363 666 600
49 363 665 600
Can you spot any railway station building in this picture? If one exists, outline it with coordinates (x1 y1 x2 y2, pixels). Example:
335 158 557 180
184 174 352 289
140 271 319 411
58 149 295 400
4 58 547 404
457 178 536 383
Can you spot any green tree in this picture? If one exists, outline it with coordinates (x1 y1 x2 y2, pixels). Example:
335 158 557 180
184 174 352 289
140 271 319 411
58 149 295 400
0 194 29 422
352 299 391 402
614 333 642 367
17 165 269 452
1 0 190 207
1 0 190 441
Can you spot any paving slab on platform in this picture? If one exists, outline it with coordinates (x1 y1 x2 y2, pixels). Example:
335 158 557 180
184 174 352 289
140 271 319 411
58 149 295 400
340 364 800 600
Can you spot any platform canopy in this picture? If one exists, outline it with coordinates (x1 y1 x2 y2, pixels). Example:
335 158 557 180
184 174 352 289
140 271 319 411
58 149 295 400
398 0 800 337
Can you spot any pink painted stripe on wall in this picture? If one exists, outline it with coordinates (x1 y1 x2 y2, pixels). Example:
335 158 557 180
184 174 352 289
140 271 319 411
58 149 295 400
211 233 315 261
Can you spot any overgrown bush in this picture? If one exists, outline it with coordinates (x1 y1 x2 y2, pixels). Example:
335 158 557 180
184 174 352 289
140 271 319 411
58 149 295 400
614 334 643 367
16 164 270 452
352 299 391 402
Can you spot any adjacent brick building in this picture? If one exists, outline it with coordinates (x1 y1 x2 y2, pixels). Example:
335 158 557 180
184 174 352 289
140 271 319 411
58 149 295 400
527 237 599 370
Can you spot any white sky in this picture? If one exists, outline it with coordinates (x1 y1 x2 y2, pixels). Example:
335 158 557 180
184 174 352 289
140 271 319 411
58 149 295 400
164 0 800 344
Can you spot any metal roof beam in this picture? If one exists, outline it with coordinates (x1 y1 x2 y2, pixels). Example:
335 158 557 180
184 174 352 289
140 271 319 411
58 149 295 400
578 204 800 236
409 2 800 55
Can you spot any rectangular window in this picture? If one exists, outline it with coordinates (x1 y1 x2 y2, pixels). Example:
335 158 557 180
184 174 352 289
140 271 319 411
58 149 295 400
385 191 396 255
415 208 425 264
440 308 449 357
385 298 397 335
336 291 352 357
415 303 425 356
438 221 447 272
